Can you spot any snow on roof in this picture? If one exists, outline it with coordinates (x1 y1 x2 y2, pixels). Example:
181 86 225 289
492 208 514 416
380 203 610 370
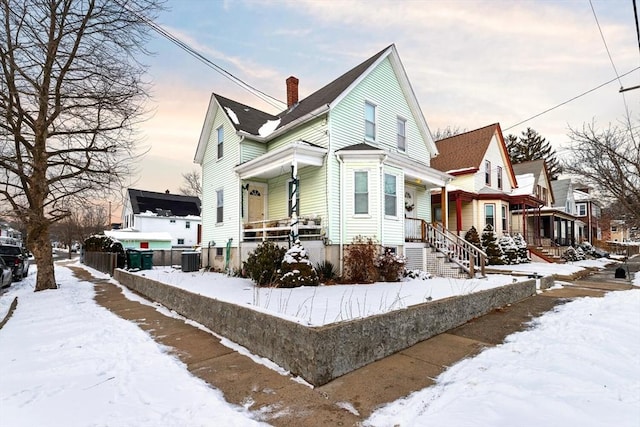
258 118 281 138
445 167 477 175
511 173 535 196
224 107 239 125
104 230 172 242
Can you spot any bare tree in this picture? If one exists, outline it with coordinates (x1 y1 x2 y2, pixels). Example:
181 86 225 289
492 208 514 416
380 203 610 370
564 117 640 228
49 203 108 258
179 169 202 198
432 126 465 141
0 0 162 291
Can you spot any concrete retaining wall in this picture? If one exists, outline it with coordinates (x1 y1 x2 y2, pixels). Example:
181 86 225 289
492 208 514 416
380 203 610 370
114 269 540 386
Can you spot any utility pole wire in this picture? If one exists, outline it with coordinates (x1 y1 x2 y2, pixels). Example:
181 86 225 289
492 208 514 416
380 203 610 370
113 0 286 110
504 66 640 131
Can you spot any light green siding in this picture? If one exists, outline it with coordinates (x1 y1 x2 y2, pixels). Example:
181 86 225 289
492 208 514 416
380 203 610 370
201 105 242 248
382 165 404 245
342 162 381 243
268 116 328 151
266 165 327 222
240 139 266 164
327 57 434 244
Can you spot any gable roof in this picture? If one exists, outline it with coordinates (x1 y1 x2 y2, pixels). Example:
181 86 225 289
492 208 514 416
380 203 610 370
511 159 546 179
431 123 517 186
550 178 572 208
195 44 438 163
127 189 201 217
215 94 278 136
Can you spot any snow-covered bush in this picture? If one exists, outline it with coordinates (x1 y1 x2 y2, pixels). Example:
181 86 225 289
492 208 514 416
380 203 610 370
498 234 518 264
562 246 585 262
343 236 379 283
512 233 530 263
277 241 319 288
375 248 406 282
481 224 504 265
404 269 432 280
464 226 482 249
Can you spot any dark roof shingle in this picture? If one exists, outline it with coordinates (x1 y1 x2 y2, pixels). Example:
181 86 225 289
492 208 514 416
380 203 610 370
128 189 201 217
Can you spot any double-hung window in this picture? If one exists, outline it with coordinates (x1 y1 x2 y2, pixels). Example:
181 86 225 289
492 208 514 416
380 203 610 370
485 204 495 228
217 126 224 159
354 171 368 214
501 205 508 231
216 189 224 223
364 102 376 141
497 166 503 189
384 174 397 217
397 117 406 151
485 160 491 185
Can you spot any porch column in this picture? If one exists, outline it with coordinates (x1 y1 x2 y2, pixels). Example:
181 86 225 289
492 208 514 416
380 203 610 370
456 194 462 235
289 162 299 244
440 186 448 229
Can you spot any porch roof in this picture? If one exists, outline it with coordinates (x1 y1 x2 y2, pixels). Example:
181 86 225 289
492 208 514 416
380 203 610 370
234 140 327 180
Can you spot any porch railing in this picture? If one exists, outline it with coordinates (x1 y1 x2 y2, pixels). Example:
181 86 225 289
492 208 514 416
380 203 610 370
405 218 486 277
243 218 322 242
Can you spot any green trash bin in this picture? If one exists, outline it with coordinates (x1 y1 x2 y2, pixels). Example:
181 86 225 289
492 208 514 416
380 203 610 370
140 250 154 270
127 249 141 270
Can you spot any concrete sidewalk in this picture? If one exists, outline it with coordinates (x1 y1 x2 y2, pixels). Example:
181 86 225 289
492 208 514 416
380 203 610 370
71 266 635 427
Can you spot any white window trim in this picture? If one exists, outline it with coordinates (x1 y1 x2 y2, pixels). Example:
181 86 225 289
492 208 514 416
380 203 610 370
364 101 377 142
353 170 370 217
397 116 407 152
384 173 399 219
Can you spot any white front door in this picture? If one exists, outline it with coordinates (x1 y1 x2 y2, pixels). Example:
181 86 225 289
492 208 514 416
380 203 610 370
247 183 266 224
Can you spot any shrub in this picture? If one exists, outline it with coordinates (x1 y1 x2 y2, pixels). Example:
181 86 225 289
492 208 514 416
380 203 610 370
277 241 319 288
498 234 518 264
83 234 125 268
512 233 530 263
481 224 504 265
464 226 482 249
376 248 406 282
315 260 338 283
243 241 286 287
343 236 379 283
404 269 432 280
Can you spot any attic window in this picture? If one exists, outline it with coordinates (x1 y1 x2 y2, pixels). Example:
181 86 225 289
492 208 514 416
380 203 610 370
364 101 376 141
397 117 406 152
217 125 224 159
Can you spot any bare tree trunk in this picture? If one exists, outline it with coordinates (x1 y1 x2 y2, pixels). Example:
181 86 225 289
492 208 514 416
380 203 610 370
32 231 56 291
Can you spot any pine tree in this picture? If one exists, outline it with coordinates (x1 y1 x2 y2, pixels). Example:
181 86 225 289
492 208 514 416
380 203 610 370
512 233 530 263
505 128 562 180
464 226 482 249
481 224 504 265
498 234 518 264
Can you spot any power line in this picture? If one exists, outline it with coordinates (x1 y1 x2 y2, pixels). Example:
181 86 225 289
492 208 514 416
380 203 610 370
114 1 286 110
504 66 640 131
589 0 631 113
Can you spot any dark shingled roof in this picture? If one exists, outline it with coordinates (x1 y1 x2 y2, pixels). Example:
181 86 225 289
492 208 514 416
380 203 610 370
214 94 278 136
431 124 500 173
128 189 201 217
276 45 391 129
213 45 393 138
336 142 382 152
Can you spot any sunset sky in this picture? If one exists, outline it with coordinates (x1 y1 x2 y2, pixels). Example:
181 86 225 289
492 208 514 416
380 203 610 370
115 0 640 217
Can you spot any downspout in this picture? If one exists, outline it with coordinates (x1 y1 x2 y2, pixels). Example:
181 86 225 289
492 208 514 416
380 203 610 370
237 135 245 262
336 154 344 275
379 154 388 245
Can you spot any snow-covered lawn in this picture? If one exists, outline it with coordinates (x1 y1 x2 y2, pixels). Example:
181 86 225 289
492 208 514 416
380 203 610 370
130 268 528 326
0 259 637 426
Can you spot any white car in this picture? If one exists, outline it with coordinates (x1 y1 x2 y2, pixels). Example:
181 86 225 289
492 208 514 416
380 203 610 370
0 257 12 288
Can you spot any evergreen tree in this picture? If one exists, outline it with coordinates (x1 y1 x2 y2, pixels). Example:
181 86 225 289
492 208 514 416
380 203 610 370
464 226 482 249
512 233 530 263
481 224 504 265
505 128 562 180
498 234 518 264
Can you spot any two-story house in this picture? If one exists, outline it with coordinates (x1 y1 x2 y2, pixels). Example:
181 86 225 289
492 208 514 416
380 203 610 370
121 189 202 248
574 185 602 243
430 123 518 237
510 160 556 246
194 45 480 276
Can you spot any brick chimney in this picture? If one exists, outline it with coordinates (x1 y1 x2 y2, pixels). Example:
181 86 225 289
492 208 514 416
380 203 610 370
286 76 299 108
